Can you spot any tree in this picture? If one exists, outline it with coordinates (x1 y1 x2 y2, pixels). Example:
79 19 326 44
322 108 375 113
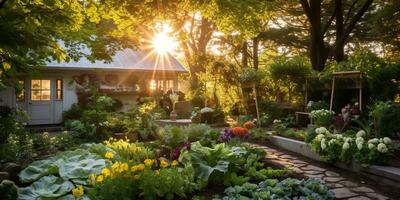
0 0 150 87
299 0 373 70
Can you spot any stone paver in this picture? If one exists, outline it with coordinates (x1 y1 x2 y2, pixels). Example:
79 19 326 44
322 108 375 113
332 188 358 199
348 196 372 200
249 143 394 200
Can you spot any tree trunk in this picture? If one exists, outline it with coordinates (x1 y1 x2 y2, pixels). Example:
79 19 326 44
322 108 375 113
334 0 345 62
303 0 328 71
253 38 259 70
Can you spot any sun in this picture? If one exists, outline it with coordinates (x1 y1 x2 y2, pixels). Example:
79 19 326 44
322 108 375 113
151 32 177 55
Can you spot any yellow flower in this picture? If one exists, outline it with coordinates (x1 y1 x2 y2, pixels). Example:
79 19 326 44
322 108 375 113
72 185 84 198
111 162 120 172
96 175 104 183
89 174 97 185
155 170 160 175
105 152 114 159
171 160 178 167
131 164 145 172
160 160 169 168
144 159 154 167
101 168 111 177
120 163 129 171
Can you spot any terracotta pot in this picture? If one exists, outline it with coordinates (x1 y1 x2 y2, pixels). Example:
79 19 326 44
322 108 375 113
170 110 177 121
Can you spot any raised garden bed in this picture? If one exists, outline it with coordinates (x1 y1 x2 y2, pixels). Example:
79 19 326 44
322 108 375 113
267 135 400 188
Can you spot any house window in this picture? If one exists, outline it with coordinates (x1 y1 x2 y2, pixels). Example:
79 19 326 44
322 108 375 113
31 80 51 101
16 80 25 101
149 80 156 91
56 79 63 100
166 80 174 91
157 80 164 91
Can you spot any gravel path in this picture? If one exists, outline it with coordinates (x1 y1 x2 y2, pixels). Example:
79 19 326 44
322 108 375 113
250 143 397 200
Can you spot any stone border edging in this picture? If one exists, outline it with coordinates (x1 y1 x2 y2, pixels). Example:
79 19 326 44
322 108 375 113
268 135 400 188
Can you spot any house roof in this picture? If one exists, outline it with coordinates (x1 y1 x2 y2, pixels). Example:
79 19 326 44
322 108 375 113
46 48 187 73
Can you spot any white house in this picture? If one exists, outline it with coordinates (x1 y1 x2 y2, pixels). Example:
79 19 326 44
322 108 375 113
0 49 187 125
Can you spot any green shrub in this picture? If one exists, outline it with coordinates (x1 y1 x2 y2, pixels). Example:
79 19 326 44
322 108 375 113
222 178 334 199
62 103 84 122
0 180 18 200
306 101 329 112
158 126 187 149
309 109 334 127
379 103 400 138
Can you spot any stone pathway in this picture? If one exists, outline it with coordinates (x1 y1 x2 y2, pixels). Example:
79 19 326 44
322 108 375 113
250 143 396 200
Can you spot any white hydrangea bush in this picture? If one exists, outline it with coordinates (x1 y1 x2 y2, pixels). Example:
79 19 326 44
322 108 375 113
311 127 394 164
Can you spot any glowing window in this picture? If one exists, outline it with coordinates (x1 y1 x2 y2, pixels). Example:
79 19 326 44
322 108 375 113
31 80 51 101
149 80 156 91
56 79 63 100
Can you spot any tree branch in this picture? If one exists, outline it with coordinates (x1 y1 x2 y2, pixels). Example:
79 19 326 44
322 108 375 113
322 6 336 36
299 0 312 21
341 0 373 44
344 0 359 26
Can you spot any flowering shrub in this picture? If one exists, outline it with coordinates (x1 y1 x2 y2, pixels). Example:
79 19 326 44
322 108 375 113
354 132 394 164
311 128 395 164
272 119 285 134
243 121 256 129
219 127 249 142
309 109 335 127
103 138 154 162
88 158 196 199
311 127 355 163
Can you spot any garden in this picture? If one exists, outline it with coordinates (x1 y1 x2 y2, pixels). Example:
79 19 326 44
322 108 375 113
1 0 400 199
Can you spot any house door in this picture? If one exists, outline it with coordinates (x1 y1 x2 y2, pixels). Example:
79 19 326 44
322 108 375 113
28 79 53 125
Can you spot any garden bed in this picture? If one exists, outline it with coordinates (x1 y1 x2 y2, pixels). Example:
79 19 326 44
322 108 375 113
266 135 400 188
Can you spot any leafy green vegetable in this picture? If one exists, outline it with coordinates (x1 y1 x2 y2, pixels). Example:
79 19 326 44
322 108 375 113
222 178 335 200
19 176 74 199
19 158 58 183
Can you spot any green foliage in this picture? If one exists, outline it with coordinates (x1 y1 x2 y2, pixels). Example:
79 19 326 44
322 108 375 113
62 104 84 121
270 57 312 83
309 109 334 127
249 128 272 142
0 180 18 200
88 164 196 200
222 178 334 200
280 128 306 141
181 142 233 183
196 0 274 39
258 101 286 123
379 103 400 138
19 148 106 183
19 176 74 200
306 101 329 113
304 127 317 143
239 68 262 83
65 95 117 141
0 0 146 87
158 125 188 149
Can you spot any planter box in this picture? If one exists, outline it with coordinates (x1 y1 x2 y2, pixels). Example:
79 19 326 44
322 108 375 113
267 135 400 188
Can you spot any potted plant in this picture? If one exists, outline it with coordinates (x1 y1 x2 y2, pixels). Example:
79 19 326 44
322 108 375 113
169 93 179 121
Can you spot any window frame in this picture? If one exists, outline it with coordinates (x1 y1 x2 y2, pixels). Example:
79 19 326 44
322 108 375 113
55 79 63 100
30 79 51 101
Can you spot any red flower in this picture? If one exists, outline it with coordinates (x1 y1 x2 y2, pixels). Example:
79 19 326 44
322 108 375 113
243 121 255 129
232 127 248 136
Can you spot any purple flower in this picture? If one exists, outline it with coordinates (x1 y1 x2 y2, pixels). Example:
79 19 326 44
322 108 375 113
171 141 192 160
219 128 233 142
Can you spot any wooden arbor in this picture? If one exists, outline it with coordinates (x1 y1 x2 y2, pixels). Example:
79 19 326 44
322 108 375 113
329 71 364 112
